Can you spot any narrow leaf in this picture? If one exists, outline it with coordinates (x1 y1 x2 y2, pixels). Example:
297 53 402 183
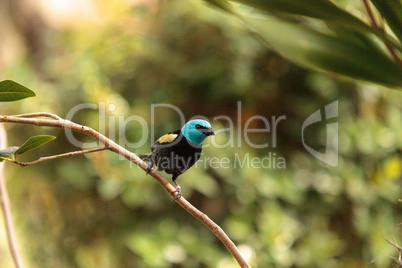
204 0 234 13
234 0 355 21
15 135 56 155
226 0 402 52
371 0 402 42
0 80 36 102
244 16 402 87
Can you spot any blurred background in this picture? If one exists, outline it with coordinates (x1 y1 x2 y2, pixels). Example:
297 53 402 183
0 0 401 267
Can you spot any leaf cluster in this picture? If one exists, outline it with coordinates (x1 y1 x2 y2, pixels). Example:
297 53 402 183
205 0 402 86
0 80 55 163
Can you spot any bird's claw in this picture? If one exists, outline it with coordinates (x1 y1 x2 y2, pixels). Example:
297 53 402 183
172 185 182 201
145 162 153 175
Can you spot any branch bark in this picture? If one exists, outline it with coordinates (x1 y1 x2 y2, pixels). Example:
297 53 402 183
0 114 250 268
17 147 108 167
0 124 25 268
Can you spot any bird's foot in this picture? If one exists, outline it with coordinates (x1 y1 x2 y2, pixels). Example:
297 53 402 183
145 162 154 175
172 185 182 201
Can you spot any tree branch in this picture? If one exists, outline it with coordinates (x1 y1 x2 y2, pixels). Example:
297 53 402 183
17 147 108 167
0 114 250 268
0 124 25 268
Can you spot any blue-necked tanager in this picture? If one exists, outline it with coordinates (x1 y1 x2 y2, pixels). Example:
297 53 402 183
137 119 215 200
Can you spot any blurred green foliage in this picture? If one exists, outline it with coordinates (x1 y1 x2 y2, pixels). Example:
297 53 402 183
207 0 402 86
0 0 401 267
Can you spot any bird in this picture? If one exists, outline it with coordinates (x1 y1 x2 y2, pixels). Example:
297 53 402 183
137 119 215 200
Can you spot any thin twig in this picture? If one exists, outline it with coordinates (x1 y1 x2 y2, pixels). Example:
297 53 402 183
384 43 402 66
362 0 402 65
17 147 108 167
0 124 25 268
0 114 250 268
13 112 62 120
362 0 379 28
382 234 402 267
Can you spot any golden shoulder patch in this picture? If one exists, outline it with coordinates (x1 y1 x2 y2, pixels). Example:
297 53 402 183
157 134 178 144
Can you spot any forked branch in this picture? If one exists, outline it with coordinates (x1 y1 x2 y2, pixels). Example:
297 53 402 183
0 113 250 268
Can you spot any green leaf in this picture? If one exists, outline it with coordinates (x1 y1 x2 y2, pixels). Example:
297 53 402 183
371 0 402 42
234 0 357 22
0 147 19 162
204 0 234 13
15 135 56 155
0 80 36 102
205 0 402 86
244 16 402 87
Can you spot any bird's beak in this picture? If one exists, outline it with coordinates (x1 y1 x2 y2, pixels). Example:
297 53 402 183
204 129 215 136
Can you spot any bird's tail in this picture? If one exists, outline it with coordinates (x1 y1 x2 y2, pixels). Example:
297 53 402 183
136 153 152 162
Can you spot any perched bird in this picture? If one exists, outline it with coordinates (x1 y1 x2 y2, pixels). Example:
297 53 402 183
137 119 215 200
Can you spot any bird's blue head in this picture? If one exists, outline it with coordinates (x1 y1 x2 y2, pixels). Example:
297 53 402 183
181 119 215 145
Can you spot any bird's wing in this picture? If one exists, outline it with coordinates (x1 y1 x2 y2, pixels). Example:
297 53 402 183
156 133 179 144
152 130 181 149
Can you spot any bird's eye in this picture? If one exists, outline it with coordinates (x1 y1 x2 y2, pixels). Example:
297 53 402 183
195 124 208 130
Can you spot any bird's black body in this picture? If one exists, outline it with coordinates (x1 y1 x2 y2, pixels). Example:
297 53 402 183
137 120 214 199
149 129 202 179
